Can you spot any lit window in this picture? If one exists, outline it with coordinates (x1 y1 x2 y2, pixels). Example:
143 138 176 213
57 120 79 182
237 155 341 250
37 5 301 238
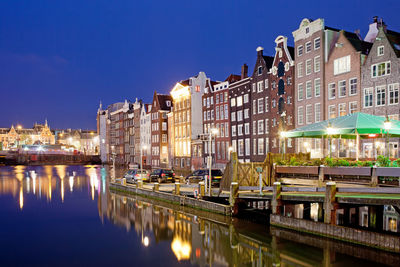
376 85 386 106
377 46 384 56
349 78 357 95
389 83 399 105
363 88 373 108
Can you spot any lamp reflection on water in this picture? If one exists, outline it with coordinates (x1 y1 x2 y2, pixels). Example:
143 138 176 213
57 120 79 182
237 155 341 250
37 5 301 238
171 237 191 261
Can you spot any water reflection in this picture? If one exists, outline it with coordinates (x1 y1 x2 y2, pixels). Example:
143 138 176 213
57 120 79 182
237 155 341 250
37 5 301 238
104 192 400 267
0 165 109 210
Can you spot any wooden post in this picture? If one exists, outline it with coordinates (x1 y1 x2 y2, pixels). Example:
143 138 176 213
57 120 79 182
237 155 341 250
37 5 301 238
229 182 239 207
231 152 238 184
175 182 180 195
199 182 205 197
138 179 143 189
153 182 159 192
318 165 325 187
121 178 126 186
272 182 282 215
371 166 378 187
324 182 337 224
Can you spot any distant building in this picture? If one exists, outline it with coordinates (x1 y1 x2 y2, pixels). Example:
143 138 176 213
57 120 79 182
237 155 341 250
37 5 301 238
140 103 152 167
0 121 55 150
56 129 99 155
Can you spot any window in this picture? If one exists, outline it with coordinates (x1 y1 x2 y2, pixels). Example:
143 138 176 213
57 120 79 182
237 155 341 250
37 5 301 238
258 66 262 75
349 102 357 114
338 103 346 117
257 98 264 113
231 112 236 121
258 138 264 155
298 83 304 101
272 99 276 108
305 41 311 53
253 121 257 135
238 139 244 156
216 94 219 104
339 80 346 97
377 45 384 56
162 122 167 131
243 94 249 103
237 96 243 106
364 88 373 108
238 124 243 136
257 120 264 134
224 104 228 119
287 96 291 104
244 108 249 119
306 81 312 99
371 61 391 78
203 98 206 107
314 37 321 50
253 139 257 155
334 55 350 75
231 98 236 107
162 134 167 143
306 59 312 75
252 100 256 115
257 81 264 92
349 78 357 95
265 119 269 133
265 79 268 89
298 106 304 125
328 83 336 99
265 97 269 112
376 85 386 106
298 45 303 56
306 105 312 124
389 83 399 105
287 76 292 85
314 56 320 72
237 110 243 121
314 78 321 97
216 107 219 120
328 105 336 119
272 81 276 89
244 123 250 135
252 83 256 92
232 126 236 136
315 103 321 122
297 63 303 78
245 139 250 156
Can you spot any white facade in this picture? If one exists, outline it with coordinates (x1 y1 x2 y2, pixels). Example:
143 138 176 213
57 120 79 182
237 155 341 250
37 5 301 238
140 104 152 163
97 103 108 163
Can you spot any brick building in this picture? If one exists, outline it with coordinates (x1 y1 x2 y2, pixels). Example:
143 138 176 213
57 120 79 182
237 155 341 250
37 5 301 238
269 36 296 154
250 47 274 161
150 92 173 168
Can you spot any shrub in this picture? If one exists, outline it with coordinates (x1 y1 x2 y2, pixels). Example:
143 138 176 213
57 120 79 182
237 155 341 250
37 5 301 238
376 155 390 167
311 159 323 166
337 159 350 166
391 160 399 167
289 157 301 166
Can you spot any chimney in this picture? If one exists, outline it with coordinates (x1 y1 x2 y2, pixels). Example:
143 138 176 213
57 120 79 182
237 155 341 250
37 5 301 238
241 64 248 79
256 46 264 57
373 16 378 23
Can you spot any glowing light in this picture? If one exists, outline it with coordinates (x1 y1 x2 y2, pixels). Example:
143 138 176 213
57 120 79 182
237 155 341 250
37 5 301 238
211 128 219 135
280 131 287 138
326 126 337 135
19 186 24 210
228 146 233 152
384 118 392 131
69 176 74 192
171 237 191 261
170 83 190 100
348 142 354 147
143 236 149 247
17 125 22 130
368 134 377 138
304 142 310 148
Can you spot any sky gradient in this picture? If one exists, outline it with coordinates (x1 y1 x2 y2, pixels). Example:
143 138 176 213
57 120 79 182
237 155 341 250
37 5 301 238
1 0 400 129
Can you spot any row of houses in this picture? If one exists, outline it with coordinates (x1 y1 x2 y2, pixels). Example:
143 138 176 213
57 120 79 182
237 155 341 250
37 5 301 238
97 17 400 174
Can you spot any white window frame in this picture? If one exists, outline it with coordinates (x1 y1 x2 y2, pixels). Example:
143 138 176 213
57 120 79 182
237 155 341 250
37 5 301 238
315 103 321 122
338 80 346 98
306 59 312 75
388 83 399 105
328 105 336 119
349 101 357 114
338 103 346 117
257 98 264 114
376 85 386 107
298 106 304 125
334 55 350 75
328 83 336 99
306 80 312 99
314 37 321 50
297 45 303 57
371 61 391 78
297 62 303 78
314 56 320 73
314 78 321 97
305 41 312 53
349 78 357 96
306 104 312 124
298 83 304 101
363 87 373 108
377 45 384 56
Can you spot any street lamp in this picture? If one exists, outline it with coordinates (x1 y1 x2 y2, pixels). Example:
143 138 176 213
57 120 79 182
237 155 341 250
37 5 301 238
384 117 392 158
280 131 287 156
326 123 336 158
228 146 233 160
207 128 218 196
141 145 147 182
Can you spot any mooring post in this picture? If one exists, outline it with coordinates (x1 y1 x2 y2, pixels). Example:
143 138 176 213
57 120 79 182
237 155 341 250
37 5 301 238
137 179 143 189
175 182 180 195
324 181 337 224
153 182 159 192
199 182 205 197
318 165 325 187
229 182 239 207
272 182 282 215
371 166 378 187
122 178 126 186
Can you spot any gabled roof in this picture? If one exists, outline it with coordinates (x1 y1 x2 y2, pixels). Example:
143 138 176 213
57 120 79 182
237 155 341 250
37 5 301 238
386 29 400 57
179 79 190 86
263 56 274 69
343 31 372 55
156 94 173 111
287 46 295 59
224 74 241 83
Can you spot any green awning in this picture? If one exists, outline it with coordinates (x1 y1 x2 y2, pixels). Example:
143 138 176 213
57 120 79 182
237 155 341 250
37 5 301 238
285 112 400 139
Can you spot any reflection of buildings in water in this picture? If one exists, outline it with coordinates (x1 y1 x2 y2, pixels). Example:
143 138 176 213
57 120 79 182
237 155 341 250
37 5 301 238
0 165 106 210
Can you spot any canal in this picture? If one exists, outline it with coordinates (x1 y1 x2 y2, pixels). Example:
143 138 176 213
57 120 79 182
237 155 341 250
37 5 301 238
0 165 398 266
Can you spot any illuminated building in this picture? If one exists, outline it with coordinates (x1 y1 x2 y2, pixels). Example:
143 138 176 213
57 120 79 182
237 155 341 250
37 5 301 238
140 103 152 167
170 72 209 174
0 120 55 150
55 129 99 155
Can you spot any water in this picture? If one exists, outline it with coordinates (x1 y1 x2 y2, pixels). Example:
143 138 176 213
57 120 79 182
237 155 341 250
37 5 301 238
0 165 398 266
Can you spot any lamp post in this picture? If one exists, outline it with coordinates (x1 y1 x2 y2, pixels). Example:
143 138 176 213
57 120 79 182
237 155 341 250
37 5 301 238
228 146 233 160
208 128 218 196
280 131 287 157
141 145 147 181
326 123 336 158
384 116 392 158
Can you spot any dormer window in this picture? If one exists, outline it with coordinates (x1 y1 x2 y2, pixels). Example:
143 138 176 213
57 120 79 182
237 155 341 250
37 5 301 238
378 46 384 56
166 101 171 107
258 66 262 75
306 27 309 34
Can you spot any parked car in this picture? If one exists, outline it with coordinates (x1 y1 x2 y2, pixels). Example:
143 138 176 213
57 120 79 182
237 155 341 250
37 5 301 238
185 169 223 186
123 169 150 183
149 169 175 183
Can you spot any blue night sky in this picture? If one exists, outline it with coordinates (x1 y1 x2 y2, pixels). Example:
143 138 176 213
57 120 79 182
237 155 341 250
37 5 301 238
1 0 399 129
